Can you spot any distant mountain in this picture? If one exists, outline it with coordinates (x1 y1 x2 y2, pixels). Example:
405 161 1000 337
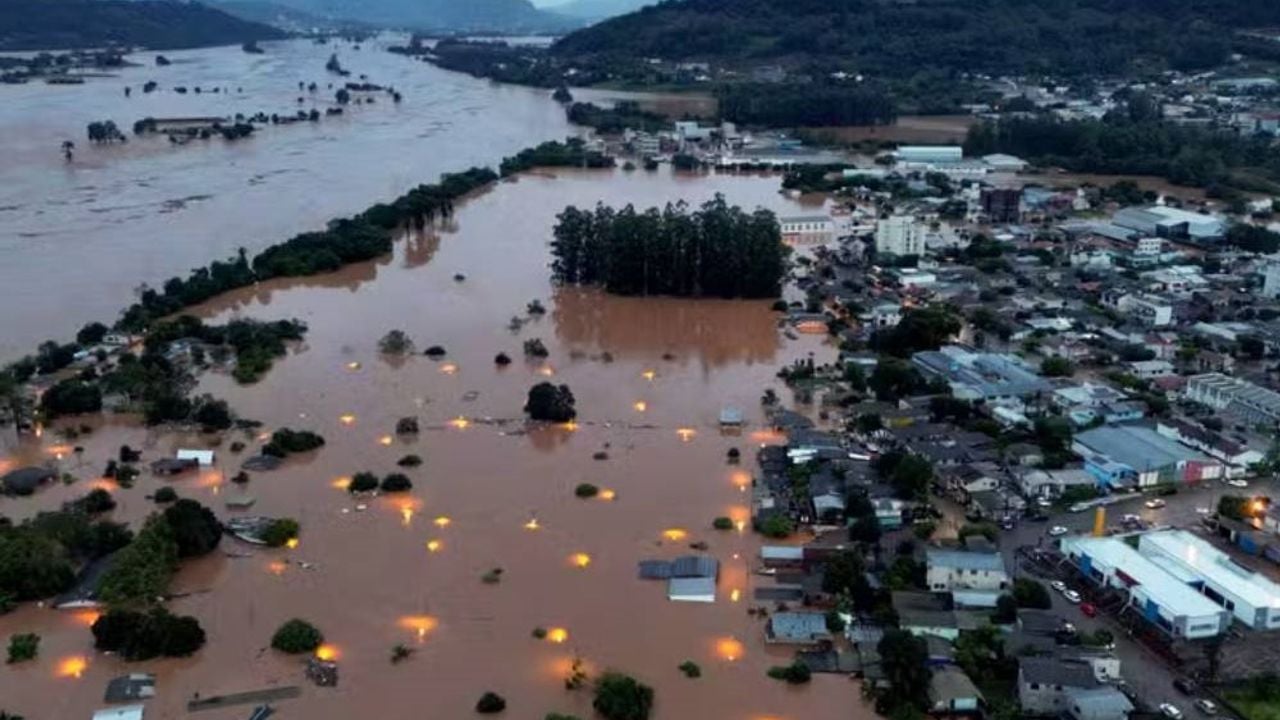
544 0 654 21
552 0 1280 77
262 0 570 31
0 0 285 51
208 0 368 32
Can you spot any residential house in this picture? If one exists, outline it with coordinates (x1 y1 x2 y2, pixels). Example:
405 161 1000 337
1018 657 1100 716
1018 468 1095 500
926 549 1008 607
766 612 834 646
1066 687 1133 720
1155 419 1263 477
1125 360 1176 380
1184 373 1280 426
930 668 985 716
912 346 1052 405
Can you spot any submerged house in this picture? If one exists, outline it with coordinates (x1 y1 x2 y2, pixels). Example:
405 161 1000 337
1 466 56 496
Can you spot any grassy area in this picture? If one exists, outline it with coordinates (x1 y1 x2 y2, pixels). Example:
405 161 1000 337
1223 687 1280 720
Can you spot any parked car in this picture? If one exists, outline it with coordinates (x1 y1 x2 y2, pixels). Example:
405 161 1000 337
1227 479 1249 488
1063 589 1082 604
1174 679 1197 695
1037 497 1053 508
1080 602 1097 617
1069 502 1091 513
1051 580 1067 593
1116 682 1137 701
1161 704 1184 720
1195 700 1218 716
1146 499 1167 509
1049 526 1069 537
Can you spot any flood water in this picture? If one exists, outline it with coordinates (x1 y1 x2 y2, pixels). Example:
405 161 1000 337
0 36 577 361
0 165 864 720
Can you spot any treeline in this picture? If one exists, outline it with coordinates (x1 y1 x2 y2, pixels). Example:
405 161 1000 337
115 166 499 333
964 114 1280 192
718 83 896 128
499 139 614 176
566 101 668 134
0 0 284 52
551 196 787 298
552 0 1280 78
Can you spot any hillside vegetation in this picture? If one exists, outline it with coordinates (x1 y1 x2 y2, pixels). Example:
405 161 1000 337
0 0 284 51
552 0 1280 77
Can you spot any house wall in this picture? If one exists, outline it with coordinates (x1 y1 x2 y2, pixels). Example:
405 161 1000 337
927 565 1010 593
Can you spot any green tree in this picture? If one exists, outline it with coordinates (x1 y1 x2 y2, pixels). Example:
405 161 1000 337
525 383 577 422
877 630 930 712
6 633 39 663
1040 357 1075 377
593 672 654 720
271 619 323 654
91 607 205 660
162 499 222 558
1011 578 1052 609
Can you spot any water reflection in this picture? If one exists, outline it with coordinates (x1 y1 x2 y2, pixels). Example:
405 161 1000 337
551 287 782 369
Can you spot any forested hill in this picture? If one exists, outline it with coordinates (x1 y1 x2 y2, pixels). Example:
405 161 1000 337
0 0 285 51
551 0 1280 76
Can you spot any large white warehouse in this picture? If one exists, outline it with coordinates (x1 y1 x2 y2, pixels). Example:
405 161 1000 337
1138 530 1280 631
1061 536 1231 639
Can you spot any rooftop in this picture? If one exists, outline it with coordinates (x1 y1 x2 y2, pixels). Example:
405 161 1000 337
1062 536 1228 619
1074 424 1207 471
913 345 1051 400
1139 530 1280 611
927 549 1006 573
1019 656 1099 689
767 612 833 643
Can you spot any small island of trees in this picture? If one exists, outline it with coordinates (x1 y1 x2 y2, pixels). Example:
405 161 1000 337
551 196 787 298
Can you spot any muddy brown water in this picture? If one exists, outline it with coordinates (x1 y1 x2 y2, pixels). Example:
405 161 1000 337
0 167 867 720
0 36 579 361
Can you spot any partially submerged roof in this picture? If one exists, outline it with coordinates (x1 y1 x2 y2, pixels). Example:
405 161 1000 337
668 576 716 603
176 449 215 466
767 612 832 643
104 674 156 703
926 549 1005 573
930 668 983 704
1 466 56 495
1019 656 1099 689
92 706 145 720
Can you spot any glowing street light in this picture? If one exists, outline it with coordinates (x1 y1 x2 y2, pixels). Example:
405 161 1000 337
426 539 443 553
339 414 356 426
451 416 470 430
570 552 591 568
314 644 339 662
433 516 452 528
676 427 696 442
641 370 656 381
598 489 616 501
633 401 647 412
56 656 88 679
662 528 688 542
524 517 541 530
546 627 569 644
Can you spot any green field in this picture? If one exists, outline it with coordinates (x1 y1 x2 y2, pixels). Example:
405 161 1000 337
1224 689 1280 720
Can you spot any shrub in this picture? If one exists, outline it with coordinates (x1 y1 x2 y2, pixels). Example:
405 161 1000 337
712 516 733 531
767 661 811 684
726 448 741 462
678 660 701 678
424 345 447 358
481 568 504 584
154 487 178 503
261 428 325 457
391 643 414 664
574 483 599 498
525 383 576 422
523 338 549 358
494 352 512 366
91 608 205 660
757 514 794 539
6 633 39 663
261 519 300 548
531 627 548 639
545 715 582 720
476 691 506 714
379 330 414 355
271 619 323 654
397 454 423 468
163 499 222 558
380 474 413 492
74 488 117 514
349 472 380 493
593 672 654 720
395 417 420 435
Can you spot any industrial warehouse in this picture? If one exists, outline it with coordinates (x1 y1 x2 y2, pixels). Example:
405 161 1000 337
1060 519 1280 640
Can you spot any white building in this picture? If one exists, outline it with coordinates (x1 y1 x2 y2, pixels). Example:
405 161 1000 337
1125 360 1176 379
1061 536 1231 639
779 214 835 240
1114 293 1173 327
926 549 1009 597
1113 205 1225 241
1185 373 1280 425
1262 261 1280 299
896 145 964 165
1137 530 1280 630
875 215 924 256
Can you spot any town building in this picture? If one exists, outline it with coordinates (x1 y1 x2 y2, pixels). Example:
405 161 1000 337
1018 468 1095 500
980 187 1022 223
780 214 835 241
1073 424 1223 488
1112 205 1225 241
765 612 834 646
896 145 964 165
1065 687 1134 720
1060 536 1231 639
1184 374 1280 426
930 668 984 715
1018 657 1100 716
1137 530 1280 630
875 215 925 257
1155 419 1263 477
925 549 1009 603
912 346 1052 404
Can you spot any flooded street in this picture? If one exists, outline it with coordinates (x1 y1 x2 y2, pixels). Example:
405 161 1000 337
0 168 863 719
0 37 576 360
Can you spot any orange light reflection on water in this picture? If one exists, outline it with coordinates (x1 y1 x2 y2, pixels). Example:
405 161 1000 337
56 656 88 679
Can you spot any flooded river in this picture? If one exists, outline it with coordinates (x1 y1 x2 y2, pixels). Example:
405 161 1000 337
0 37 577 361
0 164 864 719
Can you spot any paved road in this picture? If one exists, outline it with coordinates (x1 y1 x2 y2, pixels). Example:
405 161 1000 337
997 477 1280 719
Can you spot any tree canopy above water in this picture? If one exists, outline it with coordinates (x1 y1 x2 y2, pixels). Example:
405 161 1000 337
551 196 787 299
